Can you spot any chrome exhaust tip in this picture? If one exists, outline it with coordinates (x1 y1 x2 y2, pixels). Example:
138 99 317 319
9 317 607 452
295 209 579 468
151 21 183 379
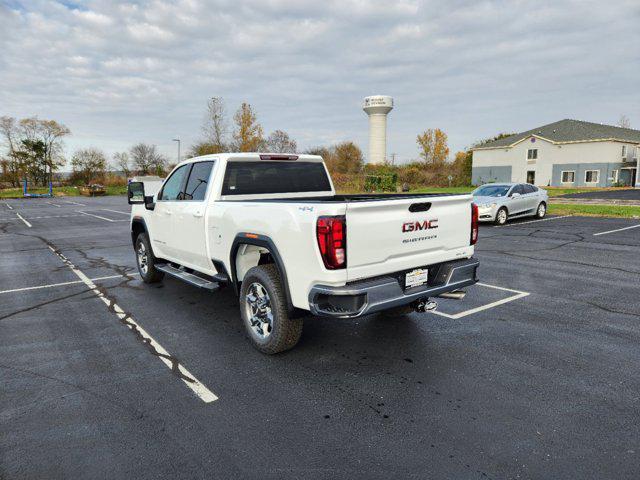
438 290 467 300
413 298 438 313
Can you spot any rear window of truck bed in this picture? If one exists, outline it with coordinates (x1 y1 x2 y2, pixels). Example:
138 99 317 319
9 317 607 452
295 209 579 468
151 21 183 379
221 161 332 195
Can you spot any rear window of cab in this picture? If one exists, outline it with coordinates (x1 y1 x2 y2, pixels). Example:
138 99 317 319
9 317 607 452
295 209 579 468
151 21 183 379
222 161 331 195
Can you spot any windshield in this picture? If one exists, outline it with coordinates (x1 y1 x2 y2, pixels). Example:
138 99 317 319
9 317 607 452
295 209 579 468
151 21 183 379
473 185 510 197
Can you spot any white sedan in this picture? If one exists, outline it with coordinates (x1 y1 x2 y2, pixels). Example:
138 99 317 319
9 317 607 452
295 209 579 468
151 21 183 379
473 183 549 225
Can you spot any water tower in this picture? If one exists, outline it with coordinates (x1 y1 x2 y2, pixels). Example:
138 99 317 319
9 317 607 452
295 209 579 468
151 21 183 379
362 95 394 164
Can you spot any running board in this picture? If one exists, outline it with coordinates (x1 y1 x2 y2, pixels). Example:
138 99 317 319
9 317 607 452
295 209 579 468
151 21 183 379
155 264 221 291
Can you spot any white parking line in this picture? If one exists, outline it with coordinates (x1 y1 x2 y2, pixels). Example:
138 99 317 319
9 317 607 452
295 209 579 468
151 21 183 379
593 224 640 236
77 210 115 222
5 203 12 210
494 215 572 228
47 245 218 403
0 274 135 295
430 282 529 319
46 202 61 208
64 200 86 206
16 213 32 228
101 208 130 216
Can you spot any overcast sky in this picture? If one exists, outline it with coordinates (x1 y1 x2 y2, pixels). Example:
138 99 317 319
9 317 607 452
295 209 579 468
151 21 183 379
1 0 639 167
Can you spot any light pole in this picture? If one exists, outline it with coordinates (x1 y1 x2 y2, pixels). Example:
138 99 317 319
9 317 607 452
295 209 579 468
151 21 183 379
172 138 181 164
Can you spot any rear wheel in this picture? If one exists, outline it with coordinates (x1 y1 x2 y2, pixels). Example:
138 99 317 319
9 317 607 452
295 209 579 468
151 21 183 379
494 207 508 226
536 202 547 219
239 264 302 354
135 232 164 283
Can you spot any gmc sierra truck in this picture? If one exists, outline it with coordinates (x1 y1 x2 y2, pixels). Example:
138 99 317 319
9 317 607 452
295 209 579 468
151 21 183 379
127 153 479 354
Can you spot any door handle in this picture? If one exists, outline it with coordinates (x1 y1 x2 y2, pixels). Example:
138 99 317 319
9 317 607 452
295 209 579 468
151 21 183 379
165 210 172 215
192 211 203 218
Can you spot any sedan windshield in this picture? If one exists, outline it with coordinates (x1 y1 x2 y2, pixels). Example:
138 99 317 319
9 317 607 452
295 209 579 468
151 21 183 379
473 185 510 197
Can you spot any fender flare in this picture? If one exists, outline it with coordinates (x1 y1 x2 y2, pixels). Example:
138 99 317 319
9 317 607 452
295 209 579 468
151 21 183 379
230 233 294 312
130 216 149 246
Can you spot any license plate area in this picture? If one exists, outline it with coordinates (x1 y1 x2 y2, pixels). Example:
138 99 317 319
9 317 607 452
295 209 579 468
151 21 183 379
404 268 428 290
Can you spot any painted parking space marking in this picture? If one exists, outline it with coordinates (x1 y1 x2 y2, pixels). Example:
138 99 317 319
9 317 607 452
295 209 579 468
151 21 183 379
46 202 62 208
64 200 86 206
593 224 640 236
46 244 218 403
16 213 32 228
0 274 137 295
430 282 529 319
5 203 12 210
494 215 572 228
77 210 115 222
101 208 130 216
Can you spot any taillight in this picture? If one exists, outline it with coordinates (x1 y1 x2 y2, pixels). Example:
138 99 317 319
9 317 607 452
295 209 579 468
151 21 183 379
470 203 479 245
316 216 346 269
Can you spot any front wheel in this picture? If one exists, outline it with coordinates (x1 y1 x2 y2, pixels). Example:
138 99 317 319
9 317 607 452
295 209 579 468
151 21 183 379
239 264 303 354
536 202 547 219
135 232 164 283
494 207 508 226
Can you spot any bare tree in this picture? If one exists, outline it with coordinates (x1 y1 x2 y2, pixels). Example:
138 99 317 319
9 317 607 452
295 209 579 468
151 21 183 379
618 114 631 129
266 130 297 153
202 96 228 150
0 116 70 186
130 143 167 176
112 152 131 177
71 148 107 185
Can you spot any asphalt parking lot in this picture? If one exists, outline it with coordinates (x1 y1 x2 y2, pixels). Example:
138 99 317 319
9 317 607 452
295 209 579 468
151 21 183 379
1 197 640 479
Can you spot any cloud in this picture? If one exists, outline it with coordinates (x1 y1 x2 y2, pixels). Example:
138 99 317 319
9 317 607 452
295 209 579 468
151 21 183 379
0 0 638 166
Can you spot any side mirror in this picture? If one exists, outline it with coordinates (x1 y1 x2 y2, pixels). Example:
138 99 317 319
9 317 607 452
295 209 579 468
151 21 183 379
144 195 155 211
128 182 145 204
511 192 521 198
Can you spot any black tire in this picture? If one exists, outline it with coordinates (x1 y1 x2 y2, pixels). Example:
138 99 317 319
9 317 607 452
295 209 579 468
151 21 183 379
536 202 547 219
135 232 164 283
494 207 508 226
239 264 302 354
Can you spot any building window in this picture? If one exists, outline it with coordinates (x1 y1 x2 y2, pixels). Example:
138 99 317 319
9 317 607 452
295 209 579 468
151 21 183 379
622 145 627 158
585 170 599 184
561 171 575 183
527 149 538 160
611 170 619 183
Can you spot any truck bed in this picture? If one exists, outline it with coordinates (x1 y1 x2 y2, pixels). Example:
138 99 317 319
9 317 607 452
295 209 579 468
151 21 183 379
220 193 470 203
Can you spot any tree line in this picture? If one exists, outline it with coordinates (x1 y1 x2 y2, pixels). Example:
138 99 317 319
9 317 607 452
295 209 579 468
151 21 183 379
1 98 533 190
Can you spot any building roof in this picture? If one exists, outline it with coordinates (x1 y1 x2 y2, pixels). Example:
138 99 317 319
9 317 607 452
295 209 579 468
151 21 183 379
475 119 640 149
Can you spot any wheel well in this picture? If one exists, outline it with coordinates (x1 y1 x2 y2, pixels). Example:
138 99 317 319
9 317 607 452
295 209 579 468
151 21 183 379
498 206 509 215
234 244 274 285
131 220 146 246
230 235 295 313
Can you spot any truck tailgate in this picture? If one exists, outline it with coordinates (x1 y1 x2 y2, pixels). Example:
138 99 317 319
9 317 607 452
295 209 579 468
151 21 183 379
345 195 473 281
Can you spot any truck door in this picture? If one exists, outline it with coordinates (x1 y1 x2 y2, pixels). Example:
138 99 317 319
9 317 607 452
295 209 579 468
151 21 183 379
152 164 190 260
170 160 216 271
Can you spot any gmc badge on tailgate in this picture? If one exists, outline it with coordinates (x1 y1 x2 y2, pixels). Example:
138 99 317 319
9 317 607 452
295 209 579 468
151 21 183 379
402 219 438 232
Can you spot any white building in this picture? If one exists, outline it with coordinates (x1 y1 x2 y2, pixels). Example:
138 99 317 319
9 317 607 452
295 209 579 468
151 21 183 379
472 119 640 187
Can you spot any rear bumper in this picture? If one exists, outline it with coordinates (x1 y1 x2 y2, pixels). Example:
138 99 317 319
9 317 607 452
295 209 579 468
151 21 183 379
308 257 479 318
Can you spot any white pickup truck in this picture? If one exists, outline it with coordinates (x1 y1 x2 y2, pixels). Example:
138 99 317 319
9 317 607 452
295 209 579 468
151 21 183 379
128 153 479 354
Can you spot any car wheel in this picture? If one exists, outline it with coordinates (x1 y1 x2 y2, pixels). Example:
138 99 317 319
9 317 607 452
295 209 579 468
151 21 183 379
240 264 303 354
494 207 508 226
536 202 547 219
135 232 164 283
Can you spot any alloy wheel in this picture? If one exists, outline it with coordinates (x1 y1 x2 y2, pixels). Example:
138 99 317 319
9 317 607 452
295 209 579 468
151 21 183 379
137 242 148 275
245 282 273 338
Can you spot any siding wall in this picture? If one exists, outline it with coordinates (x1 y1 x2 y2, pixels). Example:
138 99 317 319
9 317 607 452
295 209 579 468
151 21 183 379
472 137 637 187
551 163 627 187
